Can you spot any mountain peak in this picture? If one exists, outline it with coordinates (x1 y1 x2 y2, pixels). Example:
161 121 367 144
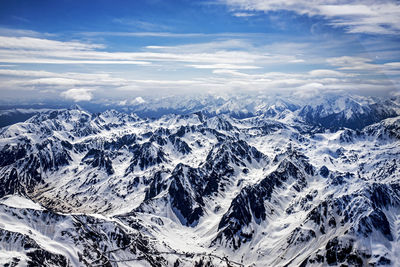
68 103 84 111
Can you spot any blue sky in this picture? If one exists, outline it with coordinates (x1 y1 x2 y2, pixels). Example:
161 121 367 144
0 0 399 104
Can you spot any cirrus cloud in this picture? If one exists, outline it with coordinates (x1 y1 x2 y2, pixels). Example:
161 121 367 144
221 0 400 35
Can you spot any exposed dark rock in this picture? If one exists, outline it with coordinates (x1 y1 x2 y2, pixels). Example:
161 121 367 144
125 142 168 172
82 148 114 175
319 165 329 178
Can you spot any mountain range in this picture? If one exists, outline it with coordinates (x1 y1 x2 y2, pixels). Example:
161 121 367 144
0 94 399 266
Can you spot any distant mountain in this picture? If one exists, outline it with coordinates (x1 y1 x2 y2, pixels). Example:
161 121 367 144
0 108 56 128
298 95 400 130
0 95 399 266
1 94 399 130
120 94 400 129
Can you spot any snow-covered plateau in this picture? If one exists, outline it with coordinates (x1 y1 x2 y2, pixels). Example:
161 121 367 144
0 94 399 266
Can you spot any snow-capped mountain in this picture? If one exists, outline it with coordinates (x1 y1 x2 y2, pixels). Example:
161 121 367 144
0 95 399 266
124 94 400 130
0 108 57 128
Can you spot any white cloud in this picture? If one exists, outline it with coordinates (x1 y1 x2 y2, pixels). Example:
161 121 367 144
309 69 353 77
327 57 400 78
26 78 84 86
384 62 400 68
326 56 379 70
79 31 260 38
233 12 256 17
0 35 305 68
0 27 54 38
293 87 321 99
209 66 399 95
222 0 400 35
112 18 172 31
382 62 400 76
0 36 103 51
0 69 123 81
131 97 146 104
187 64 261 69
0 69 128 90
0 69 57 77
60 88 94 102
212 69 251 76
118 100 128 106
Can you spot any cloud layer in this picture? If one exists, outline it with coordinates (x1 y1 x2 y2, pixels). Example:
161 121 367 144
222 0 400 34
0 32 399 102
